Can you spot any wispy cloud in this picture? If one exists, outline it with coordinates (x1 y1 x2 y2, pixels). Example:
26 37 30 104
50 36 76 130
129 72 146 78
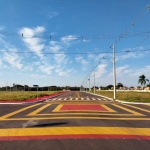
3 48 23 69
116 47 145 61
130 65 150 78
39 65 54 75
116 65 132 77
61 35 77 45
75 56 89 70
95 64 107 78
0 26 4 30
19 26 45 58
47 11 58 19
55 68 73 77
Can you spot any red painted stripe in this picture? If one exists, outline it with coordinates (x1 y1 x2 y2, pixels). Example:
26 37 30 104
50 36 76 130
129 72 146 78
0 134 150 141
60 105 108 111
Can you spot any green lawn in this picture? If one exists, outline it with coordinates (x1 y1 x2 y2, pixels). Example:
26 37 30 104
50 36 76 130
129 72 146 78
91 91 150 102
0 91 60 101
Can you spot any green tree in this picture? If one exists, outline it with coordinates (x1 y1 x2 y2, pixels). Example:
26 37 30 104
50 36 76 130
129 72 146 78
138 75 149 89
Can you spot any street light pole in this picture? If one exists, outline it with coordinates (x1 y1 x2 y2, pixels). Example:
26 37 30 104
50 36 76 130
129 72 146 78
94 67 95 94
112 44 116 100
88 76 90 92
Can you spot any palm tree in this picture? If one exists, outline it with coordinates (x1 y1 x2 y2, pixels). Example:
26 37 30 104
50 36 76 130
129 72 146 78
138 75 149 89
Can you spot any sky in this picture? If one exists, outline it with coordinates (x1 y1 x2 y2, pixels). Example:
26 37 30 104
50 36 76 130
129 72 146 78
0 0 150 88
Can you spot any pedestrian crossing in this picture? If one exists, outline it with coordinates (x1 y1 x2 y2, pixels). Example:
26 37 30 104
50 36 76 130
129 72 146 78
48 97 112 101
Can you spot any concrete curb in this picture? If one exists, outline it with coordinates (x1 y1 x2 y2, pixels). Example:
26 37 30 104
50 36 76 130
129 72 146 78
83 91 150 104
115 100 150 105
0 92 67 105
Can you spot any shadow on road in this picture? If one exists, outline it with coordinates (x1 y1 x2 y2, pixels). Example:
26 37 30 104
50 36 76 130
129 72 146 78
30 122 67 128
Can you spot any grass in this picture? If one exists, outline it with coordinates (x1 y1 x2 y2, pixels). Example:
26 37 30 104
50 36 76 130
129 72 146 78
91 91 150 103
0 91 61 101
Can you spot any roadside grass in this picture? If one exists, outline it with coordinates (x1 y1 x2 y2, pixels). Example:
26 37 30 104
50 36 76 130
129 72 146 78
0 91 60 101
91 91 150 103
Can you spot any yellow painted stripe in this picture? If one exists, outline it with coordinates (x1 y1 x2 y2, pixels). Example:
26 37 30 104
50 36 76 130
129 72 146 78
113 104 145 116
27 104 51 116
0 127 150 136
76 92 80 98
26 112 138 116
52 104 63 112
1 117 150 121
0 103 41 119
123 104 150 113
102 104 116 112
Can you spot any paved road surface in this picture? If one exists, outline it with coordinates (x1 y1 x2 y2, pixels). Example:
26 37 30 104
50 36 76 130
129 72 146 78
0 91 150 150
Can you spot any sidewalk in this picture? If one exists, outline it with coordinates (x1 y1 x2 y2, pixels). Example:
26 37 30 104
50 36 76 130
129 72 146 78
0 92 67 104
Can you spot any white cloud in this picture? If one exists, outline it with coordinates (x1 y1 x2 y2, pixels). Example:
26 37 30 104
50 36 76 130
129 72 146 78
116 65 131 77
47 41 68 67
61 35 77 44
95 64 107 78
48 41 62 52
47 11 58 19
75 56 89 70
55 68 73 77
19 26 45 58
30 73 47 78
130 65 150 78
3 48 23 69
39 65 54 75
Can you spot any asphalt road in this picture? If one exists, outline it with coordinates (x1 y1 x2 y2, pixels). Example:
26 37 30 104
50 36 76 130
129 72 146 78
0 91 150 150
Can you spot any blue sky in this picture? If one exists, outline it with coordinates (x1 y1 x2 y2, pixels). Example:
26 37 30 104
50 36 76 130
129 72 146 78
0 0 150 87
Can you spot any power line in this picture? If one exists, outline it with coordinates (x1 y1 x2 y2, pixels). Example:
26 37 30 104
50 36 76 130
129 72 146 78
1 30 150 40
0 49 150 55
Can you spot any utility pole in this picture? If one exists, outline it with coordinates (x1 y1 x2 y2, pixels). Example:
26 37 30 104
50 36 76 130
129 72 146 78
94 67 95 94
88 76 90 92
112 44 116 100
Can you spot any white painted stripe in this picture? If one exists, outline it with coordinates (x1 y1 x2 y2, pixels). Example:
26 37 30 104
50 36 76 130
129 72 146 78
92 98 96 100
53 98 56 101
86 98 90 100
76 98 78 100
64 98 67 100
58 98 62 100
97 98 101 100
81 98 84 100
70 98 73 100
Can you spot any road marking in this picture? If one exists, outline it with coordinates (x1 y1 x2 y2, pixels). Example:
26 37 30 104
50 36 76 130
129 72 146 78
53 98 56 101
0 103 41 119
64 98 67 100
92 98 95 100
86 98 90 100
76 98 78 100
76 92 80 98
52 104 63 112
101 104 116 112
113 104 145 116
1 117 150 121
97 98 101 100
123 104 150 113
81 98 84 100
0 127 150 137
58 98 62 100
27 104 51 116
70 98 73 100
